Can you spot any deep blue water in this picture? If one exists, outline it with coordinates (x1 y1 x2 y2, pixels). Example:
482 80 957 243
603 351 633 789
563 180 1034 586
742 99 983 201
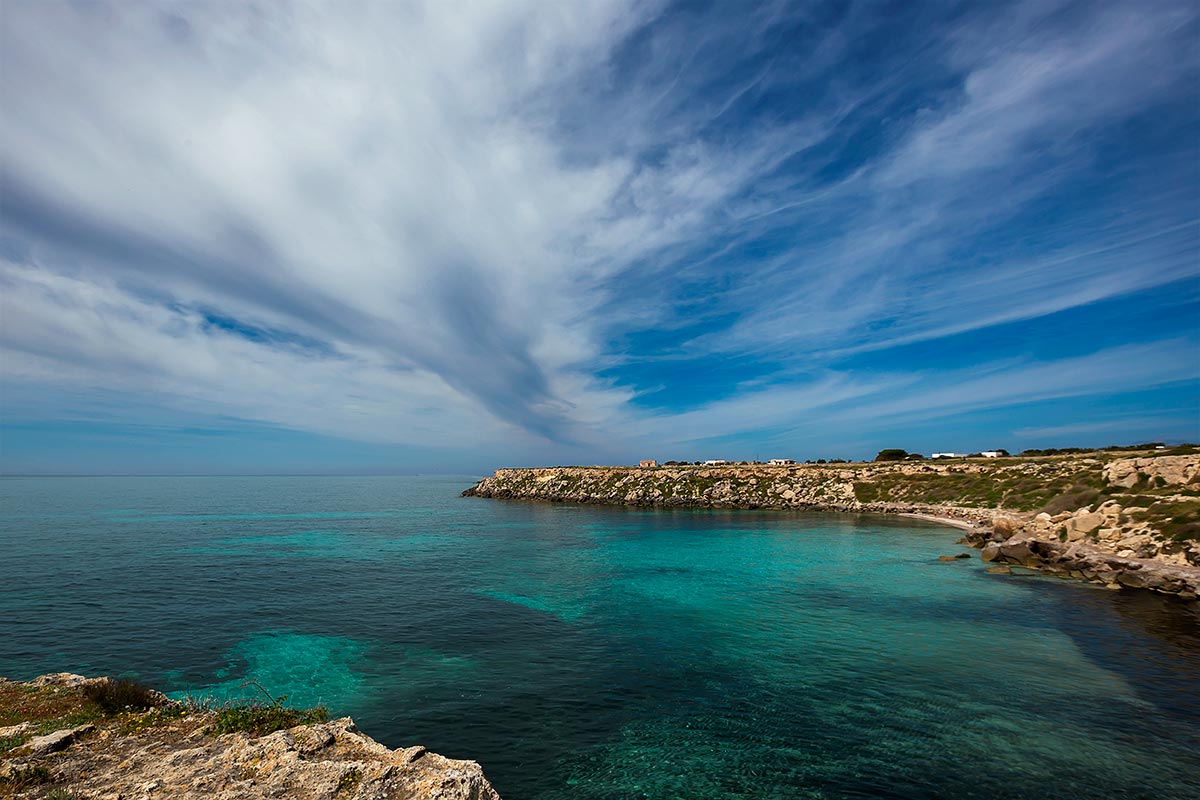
1 475 1198 799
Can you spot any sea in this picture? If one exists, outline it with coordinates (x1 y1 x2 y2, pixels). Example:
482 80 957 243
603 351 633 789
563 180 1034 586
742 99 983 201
1 475 1198 799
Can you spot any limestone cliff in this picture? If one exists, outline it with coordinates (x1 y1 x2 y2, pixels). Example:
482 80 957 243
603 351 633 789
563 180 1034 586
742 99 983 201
0 674 500 800
463 451 1200 599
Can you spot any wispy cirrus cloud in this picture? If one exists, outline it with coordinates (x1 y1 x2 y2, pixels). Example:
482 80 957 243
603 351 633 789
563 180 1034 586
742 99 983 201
1 0 1197 471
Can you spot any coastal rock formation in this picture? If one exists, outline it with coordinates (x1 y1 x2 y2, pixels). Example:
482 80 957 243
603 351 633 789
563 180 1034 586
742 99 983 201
464 463 991 521
1105 454 1199 488
973 532 1200 599
0 674 500 800
463 451 1200 599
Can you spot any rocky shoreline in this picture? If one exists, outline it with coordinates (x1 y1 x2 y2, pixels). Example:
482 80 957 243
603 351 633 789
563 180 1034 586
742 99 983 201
0 673 501 799
964 527 1200 599
463 453 1200 601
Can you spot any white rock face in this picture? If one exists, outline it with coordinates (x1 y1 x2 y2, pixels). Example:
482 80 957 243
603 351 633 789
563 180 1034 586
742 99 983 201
1105 455 1200 488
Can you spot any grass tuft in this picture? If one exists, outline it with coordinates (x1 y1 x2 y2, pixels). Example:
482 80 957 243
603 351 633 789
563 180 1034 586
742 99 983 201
0 764 53 790
209 703 329 737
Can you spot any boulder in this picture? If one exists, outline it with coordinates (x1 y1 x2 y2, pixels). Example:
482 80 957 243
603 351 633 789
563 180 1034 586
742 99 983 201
992 516 1021 536
23 723 94 756
1116 570 1151 589
1116 534 1156 558
1068 510 1103 536
999 538 1037 565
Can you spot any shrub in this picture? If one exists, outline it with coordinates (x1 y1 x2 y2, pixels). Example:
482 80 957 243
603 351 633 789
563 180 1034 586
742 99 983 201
210 703 329 737
875 449 908 462
1040 486 1101 515
84 678 163 713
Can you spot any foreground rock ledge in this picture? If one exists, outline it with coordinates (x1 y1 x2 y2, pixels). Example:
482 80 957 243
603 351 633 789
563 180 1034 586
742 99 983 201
0 674 501 800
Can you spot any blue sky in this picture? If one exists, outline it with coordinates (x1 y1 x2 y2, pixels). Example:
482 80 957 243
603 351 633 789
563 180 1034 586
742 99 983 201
1 0 1197 474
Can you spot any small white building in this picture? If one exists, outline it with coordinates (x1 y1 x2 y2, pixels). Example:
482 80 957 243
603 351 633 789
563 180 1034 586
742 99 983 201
703 459 728 466
980 451 1002 458
931 453 963 459
768 458 796 465
639 459 658 468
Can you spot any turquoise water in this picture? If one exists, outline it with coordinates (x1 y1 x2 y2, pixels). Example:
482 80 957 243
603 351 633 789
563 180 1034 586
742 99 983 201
1 476 1198 799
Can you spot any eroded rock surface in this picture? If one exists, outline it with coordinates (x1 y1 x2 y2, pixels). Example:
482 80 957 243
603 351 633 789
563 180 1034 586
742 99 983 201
0 676 501 800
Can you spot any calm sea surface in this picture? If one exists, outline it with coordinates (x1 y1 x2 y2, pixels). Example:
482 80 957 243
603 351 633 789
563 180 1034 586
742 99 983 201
1 475 1198 799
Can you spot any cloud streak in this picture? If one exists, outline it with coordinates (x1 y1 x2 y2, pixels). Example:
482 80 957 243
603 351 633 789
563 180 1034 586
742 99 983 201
1 0 1197 469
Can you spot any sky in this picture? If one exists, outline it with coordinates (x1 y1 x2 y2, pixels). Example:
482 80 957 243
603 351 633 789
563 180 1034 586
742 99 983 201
1 0 1198 474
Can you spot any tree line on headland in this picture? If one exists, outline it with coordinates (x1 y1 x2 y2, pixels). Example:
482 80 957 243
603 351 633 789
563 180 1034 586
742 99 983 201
655 443 1186 468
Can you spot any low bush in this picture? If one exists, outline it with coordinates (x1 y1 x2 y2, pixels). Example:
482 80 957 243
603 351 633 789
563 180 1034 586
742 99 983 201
84 678 163 714
1040 486 1101 515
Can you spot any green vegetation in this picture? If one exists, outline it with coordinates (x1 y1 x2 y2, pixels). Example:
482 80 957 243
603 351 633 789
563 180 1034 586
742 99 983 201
337 767 363 793
45 790 82 800
207 678 329 736
852 464 1109 511
1131 499 1200 542
875 449 908 462
0 676 333 762
0 682 108 746
1040 485 1102 515
117 703 192 735
847 453 1199 544
1017 442 1196 457
210 703 329 736
0 677 182 757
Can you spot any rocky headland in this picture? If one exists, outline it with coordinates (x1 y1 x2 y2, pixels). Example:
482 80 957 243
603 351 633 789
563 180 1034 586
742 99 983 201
463 450 1200 600
0 673 500 800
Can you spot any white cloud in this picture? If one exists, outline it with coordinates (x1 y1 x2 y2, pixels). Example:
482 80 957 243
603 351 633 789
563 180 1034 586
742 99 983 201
0 0 1196 465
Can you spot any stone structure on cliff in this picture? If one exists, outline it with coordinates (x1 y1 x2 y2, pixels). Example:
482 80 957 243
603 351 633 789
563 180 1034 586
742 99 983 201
463 451 1200 600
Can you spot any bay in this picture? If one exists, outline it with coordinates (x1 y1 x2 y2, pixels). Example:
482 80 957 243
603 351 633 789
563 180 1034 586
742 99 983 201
2 475 1198 799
